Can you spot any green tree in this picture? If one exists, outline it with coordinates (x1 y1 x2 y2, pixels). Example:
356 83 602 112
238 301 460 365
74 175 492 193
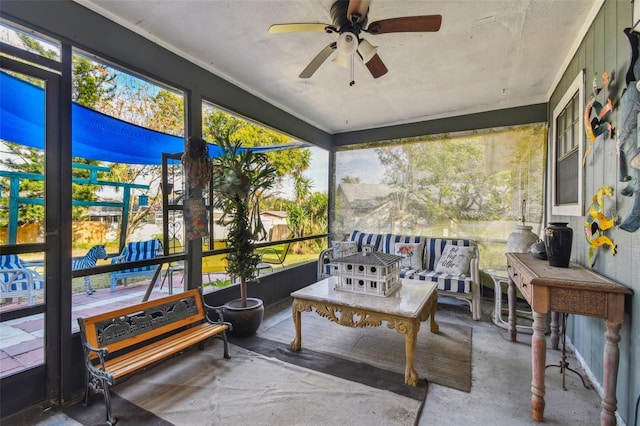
203 109 323 244
340 176 360 184
375 136 513 226
203 109 311 187
103 87 184 243
73 55 116 108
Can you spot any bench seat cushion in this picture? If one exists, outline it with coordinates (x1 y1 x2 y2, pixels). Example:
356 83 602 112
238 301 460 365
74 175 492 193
399 268 421 279
349 230 383 252
411 270 473 294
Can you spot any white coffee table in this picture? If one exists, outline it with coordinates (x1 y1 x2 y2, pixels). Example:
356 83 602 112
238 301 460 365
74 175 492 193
290 277 439 387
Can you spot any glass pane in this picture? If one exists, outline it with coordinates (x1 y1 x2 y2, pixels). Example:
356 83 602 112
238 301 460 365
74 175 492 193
333 124 547 269
69 53 186 321
0 22 61 63
558 114 566 155
201 102 328 275
0 69 47 375
556 150 579 204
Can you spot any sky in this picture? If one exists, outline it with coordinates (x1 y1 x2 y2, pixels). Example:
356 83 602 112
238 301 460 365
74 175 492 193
335 148 382 184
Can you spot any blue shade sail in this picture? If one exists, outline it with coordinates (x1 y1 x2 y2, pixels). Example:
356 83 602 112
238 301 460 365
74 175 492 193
0 71 305 165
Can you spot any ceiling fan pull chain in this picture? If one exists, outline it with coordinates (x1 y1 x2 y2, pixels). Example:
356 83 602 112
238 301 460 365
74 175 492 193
349 54 355 86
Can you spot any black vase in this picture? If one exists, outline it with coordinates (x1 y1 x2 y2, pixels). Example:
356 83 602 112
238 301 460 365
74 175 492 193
222 297 264 338
544 222 573 268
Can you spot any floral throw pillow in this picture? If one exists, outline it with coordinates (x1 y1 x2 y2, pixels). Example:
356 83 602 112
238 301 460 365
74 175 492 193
394 241 424 270
332 241 358 259
434 244 474 276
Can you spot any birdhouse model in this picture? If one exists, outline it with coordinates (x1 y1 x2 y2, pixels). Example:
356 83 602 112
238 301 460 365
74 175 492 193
331 251 403 296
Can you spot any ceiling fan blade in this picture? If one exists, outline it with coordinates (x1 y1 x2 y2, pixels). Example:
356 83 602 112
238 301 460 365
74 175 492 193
299 42 337 78
364 53 388 78
268 23 335 34
347 0 370 22
366 15 442 34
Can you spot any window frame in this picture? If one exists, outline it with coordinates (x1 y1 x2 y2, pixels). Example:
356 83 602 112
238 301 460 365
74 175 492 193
550 70 584 217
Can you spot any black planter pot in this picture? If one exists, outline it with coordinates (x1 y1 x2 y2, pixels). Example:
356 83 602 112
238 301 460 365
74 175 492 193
222 297 264 338
544 222 573 268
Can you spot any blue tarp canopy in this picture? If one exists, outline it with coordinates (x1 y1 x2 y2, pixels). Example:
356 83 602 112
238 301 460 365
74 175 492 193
0 71 305 165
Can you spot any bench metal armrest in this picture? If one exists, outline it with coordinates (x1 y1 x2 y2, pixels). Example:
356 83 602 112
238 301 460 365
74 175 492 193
469 248 480 284
81 341 110 373
202 300 233 331
80 341 116 388
317 248 334 280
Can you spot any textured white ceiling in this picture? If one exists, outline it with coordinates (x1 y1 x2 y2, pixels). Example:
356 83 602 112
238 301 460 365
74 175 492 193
75 0 600 134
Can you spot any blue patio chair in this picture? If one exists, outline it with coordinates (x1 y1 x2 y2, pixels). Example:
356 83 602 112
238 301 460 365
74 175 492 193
109 239 162 292
0 254 45 305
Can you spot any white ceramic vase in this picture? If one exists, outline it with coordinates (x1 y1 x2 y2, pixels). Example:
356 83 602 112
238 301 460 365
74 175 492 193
507 225 539 253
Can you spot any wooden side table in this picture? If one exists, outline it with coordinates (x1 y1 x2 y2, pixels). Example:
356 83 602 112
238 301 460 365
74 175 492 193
505 253 632 426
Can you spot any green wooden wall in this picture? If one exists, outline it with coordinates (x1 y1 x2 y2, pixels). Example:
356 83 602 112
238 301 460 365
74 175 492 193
547 1 638 424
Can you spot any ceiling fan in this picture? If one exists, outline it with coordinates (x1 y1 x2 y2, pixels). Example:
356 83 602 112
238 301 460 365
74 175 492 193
268 0 442 84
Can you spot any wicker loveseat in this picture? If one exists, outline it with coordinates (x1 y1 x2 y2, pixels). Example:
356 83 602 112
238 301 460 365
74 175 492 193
319 230 481 320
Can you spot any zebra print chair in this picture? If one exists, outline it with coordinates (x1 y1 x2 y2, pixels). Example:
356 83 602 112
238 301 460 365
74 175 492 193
109 239 162 292
0 254 45 305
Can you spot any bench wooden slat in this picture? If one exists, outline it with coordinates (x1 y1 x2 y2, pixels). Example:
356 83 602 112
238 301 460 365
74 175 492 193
105 323 228 379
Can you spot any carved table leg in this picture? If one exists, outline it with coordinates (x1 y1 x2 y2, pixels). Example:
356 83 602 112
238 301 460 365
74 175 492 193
531 310 547 422
428 292 440 333
508 278 517 342
600 321 622 426
403 319 420 386
290 299 302 351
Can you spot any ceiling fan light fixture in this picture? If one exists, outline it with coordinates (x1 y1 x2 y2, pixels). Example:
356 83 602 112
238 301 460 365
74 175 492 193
336 32 358 56
332 53 351 69
357 38 378 63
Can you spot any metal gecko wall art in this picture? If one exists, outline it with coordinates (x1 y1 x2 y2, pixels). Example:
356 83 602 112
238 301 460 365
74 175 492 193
583 72 614 166
584 185 617 267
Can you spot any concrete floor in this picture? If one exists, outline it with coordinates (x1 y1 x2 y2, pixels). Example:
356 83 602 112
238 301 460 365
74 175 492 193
417 298 603 426
8 294 605 426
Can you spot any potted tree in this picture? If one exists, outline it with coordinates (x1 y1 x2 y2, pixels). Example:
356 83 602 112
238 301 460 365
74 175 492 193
211 132 277 337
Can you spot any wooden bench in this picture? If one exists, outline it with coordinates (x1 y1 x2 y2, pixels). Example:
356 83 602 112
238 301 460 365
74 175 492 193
77 288 231 425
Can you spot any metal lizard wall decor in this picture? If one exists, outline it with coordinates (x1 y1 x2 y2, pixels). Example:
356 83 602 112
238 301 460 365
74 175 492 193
583 72 614 166
584 185 617 267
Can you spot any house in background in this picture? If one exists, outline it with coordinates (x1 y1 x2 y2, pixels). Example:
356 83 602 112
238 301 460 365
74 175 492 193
336 183 394 232
261 211 289 240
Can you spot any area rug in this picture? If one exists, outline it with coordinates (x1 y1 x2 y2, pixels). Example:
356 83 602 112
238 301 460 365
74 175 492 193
252 310 472 393
65 342 425 426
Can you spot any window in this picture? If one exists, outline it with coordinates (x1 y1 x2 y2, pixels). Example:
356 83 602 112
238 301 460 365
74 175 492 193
333 124 547 267
551 71 584 216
